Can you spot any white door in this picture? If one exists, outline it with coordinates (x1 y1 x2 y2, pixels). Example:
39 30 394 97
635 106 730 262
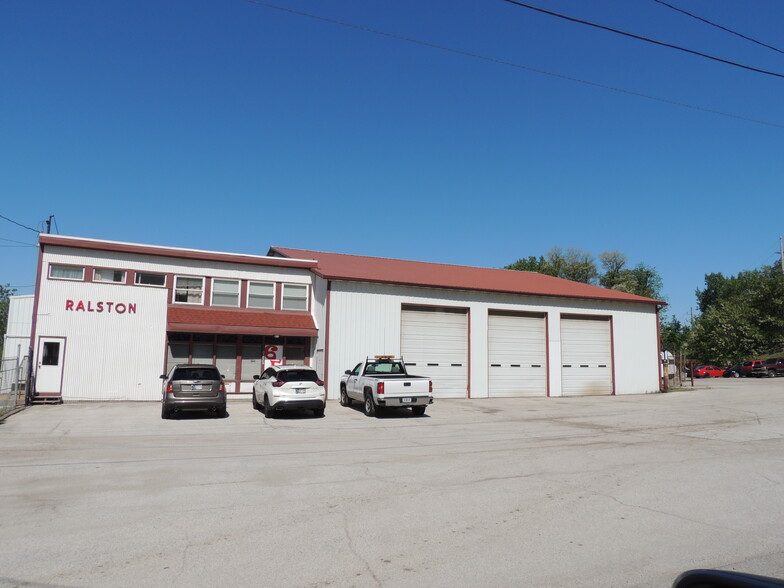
560 317 613 396
36 337 66 396
401 307 468 398
488 313 547 397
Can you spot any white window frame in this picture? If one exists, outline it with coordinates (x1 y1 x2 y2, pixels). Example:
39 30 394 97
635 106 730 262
93 268 127 284
247 281 275 309
135 271 167 287
173 276 205 305
211 278 240 307
48 264 85 281
281 283 309 311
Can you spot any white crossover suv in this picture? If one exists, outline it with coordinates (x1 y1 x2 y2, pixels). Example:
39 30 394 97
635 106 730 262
252 365 326 418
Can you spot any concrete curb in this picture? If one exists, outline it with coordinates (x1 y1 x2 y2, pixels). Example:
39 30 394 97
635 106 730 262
0 405 26 423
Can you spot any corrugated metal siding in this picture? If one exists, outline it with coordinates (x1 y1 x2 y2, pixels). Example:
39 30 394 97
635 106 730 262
488 313 546 397
327 281 660 400
35 270 170 401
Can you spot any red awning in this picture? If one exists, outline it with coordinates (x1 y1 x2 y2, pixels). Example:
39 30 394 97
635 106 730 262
167 306 318 337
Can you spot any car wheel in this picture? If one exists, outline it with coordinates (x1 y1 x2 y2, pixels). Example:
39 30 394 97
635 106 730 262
252 392 260 411
217 405 227 418
768 370 776 378
339 386 351 407
363 392 377 417
161 404 169 420
264 395 275 419
733 371 740 378
313 406 325 418
411 405 426 416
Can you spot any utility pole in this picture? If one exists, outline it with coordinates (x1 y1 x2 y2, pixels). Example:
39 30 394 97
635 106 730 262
780 236 783 274
45 214 54 234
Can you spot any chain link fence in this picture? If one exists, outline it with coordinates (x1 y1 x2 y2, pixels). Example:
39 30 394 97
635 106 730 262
1 355 28 415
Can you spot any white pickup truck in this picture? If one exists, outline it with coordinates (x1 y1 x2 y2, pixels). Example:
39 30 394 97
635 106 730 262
339 356 433 417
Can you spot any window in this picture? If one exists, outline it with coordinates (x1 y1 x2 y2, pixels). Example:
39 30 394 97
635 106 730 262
49 265 84 281
174 276 204 304
42 342 60 366
212 279 239 307
281 284 308 311
94 268 126 283
248 281 274 309
135 272 166 287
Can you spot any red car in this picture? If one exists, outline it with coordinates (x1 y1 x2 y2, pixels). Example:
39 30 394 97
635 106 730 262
694 365 725 378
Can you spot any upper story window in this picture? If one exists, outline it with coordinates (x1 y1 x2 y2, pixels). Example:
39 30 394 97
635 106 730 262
174 276 204 304
94 268 126 283
135 272 166 287
49 265 84 281
282 283 308 311
248 281 274 309
212 279 239 307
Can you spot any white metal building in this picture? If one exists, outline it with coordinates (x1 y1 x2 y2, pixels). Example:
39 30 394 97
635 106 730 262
29 235 663 403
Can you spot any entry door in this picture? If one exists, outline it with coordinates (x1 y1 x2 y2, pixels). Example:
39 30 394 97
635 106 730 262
36 337 66 396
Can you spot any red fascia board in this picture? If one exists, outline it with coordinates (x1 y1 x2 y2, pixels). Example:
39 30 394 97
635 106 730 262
270 246 664 306
40 235 318 270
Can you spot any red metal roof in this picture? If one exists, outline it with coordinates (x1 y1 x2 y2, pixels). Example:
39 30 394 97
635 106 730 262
269 247 663 306
40 235 318 270
167 307 318 337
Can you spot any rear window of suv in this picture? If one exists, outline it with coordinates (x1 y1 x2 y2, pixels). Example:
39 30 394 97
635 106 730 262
277 370 320 383
172 367 221 381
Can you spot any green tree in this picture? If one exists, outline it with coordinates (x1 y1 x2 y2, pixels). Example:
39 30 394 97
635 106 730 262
0 283 17 357
505 246 598 284
660 315 690 355
505 255 555 276
689 266 784 364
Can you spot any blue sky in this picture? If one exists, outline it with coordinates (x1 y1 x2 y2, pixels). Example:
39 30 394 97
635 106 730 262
2 0 783 324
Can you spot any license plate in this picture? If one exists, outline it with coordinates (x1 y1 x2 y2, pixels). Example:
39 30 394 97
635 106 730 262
295 388 305 394
401 397 412 404
191 384 203 391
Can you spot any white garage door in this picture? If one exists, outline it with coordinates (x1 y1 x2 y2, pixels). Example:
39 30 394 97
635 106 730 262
560 316 613 396
401 306 468 398
488 312 547 397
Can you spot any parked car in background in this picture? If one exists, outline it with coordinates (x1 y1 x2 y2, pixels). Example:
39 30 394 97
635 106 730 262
741 360 763 377
693 365 725 378
160 364 226 419
752 358 784 378
723 365 742 378
253 365 326 418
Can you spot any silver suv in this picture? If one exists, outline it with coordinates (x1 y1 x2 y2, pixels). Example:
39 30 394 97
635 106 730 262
160 364 227 419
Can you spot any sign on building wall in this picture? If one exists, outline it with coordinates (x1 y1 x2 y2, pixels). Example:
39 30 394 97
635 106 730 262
263 345 284 369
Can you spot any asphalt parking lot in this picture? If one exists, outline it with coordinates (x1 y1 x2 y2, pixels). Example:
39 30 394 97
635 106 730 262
2 378 784 588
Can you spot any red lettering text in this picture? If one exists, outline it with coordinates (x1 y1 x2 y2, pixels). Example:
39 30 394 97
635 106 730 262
65 300 74 310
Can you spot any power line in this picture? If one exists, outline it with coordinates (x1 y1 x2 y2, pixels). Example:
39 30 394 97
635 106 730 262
652 0 784 56
499 0 784 80
0 214 39 233
243 1 784 129
0 237 36 246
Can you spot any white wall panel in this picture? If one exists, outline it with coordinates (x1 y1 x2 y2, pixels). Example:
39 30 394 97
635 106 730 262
327 281 660 400
34 277 169 401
